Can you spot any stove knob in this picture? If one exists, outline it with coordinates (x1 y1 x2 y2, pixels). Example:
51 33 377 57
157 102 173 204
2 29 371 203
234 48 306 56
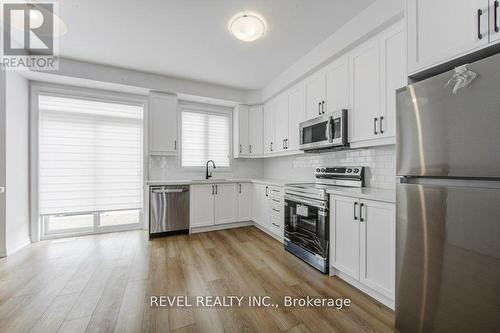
321 168 326 173
316 168 321 173
354 168 360 173
347 168 352 173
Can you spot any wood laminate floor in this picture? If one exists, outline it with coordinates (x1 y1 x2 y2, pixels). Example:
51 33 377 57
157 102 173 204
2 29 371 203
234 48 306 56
0 227 396 333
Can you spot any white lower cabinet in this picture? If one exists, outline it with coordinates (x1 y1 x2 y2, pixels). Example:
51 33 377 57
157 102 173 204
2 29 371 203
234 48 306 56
237 183 252 221
190 184 215 227
190 183 237 227
214 184 237 224
330 194 395 305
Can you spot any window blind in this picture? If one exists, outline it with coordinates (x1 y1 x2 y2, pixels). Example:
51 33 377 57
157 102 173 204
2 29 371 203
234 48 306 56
182 111 230 167
38 95 143 215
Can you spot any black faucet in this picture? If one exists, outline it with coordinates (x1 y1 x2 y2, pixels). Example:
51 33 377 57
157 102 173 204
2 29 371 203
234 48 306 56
205 160 216 180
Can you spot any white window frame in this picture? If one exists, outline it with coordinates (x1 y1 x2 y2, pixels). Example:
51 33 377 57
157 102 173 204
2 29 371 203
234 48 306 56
30 82 148 241
178 101 233 171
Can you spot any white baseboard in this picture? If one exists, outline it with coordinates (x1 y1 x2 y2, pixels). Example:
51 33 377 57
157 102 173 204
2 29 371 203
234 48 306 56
0 248 6 258
330 267 395 310
6 240 31 256
190 221 253 234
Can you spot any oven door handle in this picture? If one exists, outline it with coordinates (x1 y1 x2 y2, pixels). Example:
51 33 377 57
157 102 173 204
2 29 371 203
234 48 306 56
285 194 327 209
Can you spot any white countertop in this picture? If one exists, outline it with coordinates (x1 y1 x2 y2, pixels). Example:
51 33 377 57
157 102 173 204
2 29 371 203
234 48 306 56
146 178 293 187
147 178 395 202
326 187 396 203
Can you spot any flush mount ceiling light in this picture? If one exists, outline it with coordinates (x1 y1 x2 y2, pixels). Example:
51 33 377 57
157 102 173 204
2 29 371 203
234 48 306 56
228 12 267 42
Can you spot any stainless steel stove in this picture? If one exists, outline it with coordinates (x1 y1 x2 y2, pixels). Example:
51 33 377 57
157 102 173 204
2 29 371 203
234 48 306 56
283 166 364 273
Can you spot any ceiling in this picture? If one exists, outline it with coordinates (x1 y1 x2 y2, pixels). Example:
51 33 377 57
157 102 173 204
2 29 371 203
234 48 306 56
57 0 374 90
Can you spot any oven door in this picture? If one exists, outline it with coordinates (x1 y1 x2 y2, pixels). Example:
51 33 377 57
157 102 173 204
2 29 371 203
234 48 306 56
299 109 347 150
284 194 329 258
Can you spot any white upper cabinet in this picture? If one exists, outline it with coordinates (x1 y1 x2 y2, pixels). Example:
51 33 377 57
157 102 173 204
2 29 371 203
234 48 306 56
263 100 276 154
234 105 249 158
237 183 252 221
324 56 350 114
149 92 178 155
248 105 263 155
286 84 306 151
407 0 490 74
304 72 325 119
350 39 381 143
214 183 237 224
491 0 500 42
274 94 289 153
380 24 406 139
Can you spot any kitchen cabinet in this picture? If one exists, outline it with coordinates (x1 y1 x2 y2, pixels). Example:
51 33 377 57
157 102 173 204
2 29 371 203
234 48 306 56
237 183 252 221
190 184 215 227
274 94 289 153
330 194 395 301
190 183 237 227
149 92 178 155
286 84 306 151
491 0 500 43
214 184 237 224
331 195 360 280
252 183 268 227
359 199 395 300
263 100 276 154
304 72 325 119
349 23 405 146
233 105 249 158
248 105 263 155
324 56 350 114
350 39 381 143
407 0 490 75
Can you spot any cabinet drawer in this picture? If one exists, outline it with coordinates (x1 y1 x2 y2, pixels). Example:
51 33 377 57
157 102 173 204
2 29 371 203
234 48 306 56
269 186 284 196
269 216 283 235
270 205 283 217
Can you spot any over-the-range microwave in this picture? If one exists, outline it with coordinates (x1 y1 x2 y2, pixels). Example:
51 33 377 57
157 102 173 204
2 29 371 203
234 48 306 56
299 109 348 151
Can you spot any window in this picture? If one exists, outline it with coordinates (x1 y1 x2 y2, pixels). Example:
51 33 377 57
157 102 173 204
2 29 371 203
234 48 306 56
181 110 230 167
38 93 144 236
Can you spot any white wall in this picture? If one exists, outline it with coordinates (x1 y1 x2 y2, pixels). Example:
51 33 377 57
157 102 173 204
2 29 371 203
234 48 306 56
263 146 396 190
3 71 30 255
0 69 6 257
262 0 404 100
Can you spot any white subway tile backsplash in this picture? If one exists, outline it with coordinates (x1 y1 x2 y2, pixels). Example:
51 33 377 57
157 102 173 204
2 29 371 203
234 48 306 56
263 145 396 189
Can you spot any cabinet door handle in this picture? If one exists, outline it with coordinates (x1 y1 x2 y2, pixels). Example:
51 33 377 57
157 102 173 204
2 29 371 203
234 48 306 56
174 140 177 150
215 185 218 195
283 139 285 149
478 9 483 39
354 202 358 220
318 102 322 115
239 183 242 193
249 144 252 154
380 116 384 134
374 118 378 135
265 186 269 197
239 144 242 153
270 142 273 152
495 1 499 33
285 139 288 149
212 185 215 195
272 208 280 213
322 101 325 114
360 203 365 222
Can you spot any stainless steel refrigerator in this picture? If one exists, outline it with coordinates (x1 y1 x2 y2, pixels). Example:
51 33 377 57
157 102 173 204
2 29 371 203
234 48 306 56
396 53 500 332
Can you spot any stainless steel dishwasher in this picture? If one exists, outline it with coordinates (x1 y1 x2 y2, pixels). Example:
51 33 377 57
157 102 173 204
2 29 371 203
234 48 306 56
149 185 189 237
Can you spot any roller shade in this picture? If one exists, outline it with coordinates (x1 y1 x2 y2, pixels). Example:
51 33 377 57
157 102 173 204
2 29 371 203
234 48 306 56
182 111 230 167
38 95 143 215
